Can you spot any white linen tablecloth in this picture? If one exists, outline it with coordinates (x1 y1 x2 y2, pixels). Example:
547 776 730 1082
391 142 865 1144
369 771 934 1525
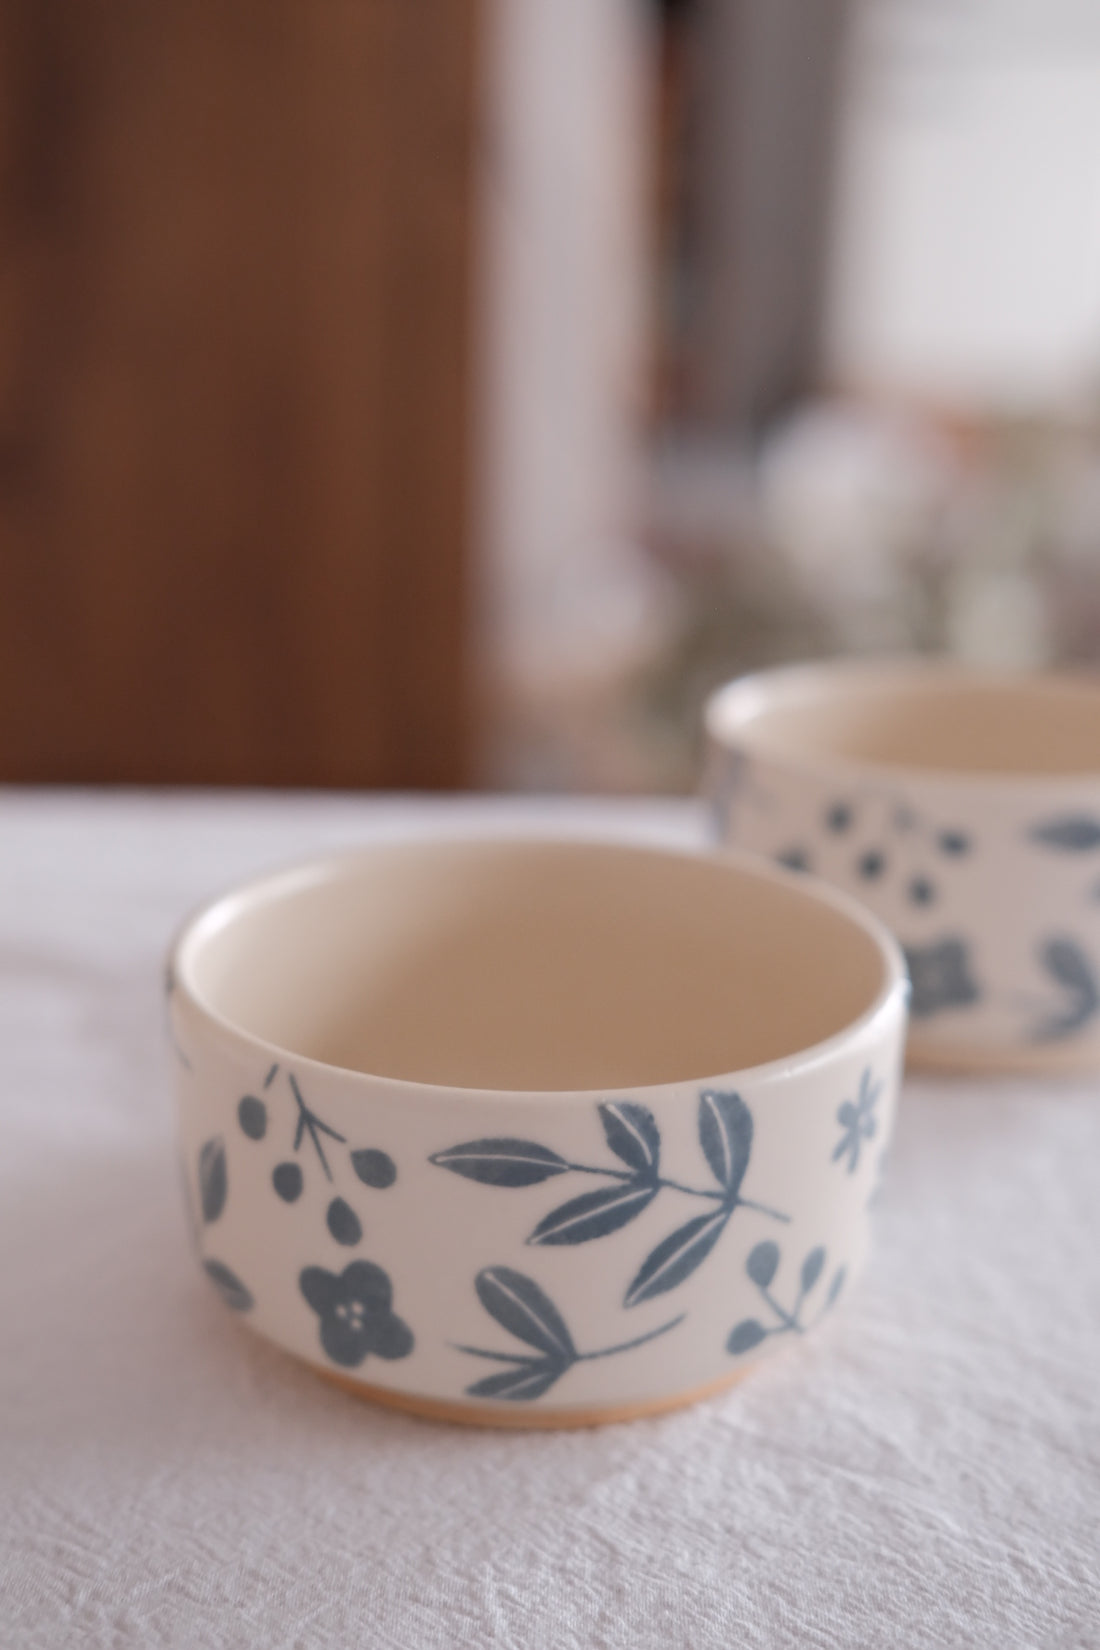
1 790 1097 1650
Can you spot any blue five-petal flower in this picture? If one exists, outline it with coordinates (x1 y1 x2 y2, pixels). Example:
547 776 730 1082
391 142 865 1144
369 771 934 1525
832 1068 881 1175
299 1260 414 1369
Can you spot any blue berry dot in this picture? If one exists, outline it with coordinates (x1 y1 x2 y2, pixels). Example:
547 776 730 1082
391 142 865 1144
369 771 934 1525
273 1161 303 1202
858 850 885 880
938 829 970 856
826 802 853 833
327 1197 362 1246
237 1096 267 1140
909 876 935 906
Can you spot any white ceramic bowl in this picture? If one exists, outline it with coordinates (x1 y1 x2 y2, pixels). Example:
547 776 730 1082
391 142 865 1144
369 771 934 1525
168 836 907 1426
707 658 1100 1073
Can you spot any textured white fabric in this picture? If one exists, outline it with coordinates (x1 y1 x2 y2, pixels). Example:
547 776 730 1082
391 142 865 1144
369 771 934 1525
1 789 1098 1650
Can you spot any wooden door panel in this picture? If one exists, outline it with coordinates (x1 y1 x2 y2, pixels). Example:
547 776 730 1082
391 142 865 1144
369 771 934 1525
0 0 477 786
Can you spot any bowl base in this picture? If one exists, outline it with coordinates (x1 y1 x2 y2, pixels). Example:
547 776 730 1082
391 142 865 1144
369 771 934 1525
309 1362 753 1429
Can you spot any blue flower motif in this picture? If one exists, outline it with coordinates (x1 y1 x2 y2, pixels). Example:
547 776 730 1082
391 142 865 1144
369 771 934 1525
904 937 980 1018
832 1068 881 1174
299 1260 413 1369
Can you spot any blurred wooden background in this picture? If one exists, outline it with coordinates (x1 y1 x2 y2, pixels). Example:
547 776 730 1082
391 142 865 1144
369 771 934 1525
0 0 478 787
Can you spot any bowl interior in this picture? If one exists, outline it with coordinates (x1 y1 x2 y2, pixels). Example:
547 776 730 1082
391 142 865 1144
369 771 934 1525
711 665 1100 778
178 840 892 1091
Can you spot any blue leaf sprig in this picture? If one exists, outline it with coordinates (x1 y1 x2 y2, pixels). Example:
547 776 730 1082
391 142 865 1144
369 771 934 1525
726 1240 846 1356
430 1092 789 1309
1033 936 1100 1041
455 1266 683 1402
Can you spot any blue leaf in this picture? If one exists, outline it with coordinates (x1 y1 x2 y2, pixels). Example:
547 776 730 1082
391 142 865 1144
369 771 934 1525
528 1180 658 1246
727 1319 767 1355
237 1096 267 1140
465 1360 566 1402
826 1267 847 1309
623 1208 730 1307
1034 936 1100 1041
746 1240 779 1289
800 1246 826 1294
474 1267 576 1358
350 1148 397 1189
598 1101 660 1176
697 1091 752 1197
429 1138 569 1186
1043 936 1098 998
198 1137 227 1223
203 1258 253 1312
1030 816 1100 852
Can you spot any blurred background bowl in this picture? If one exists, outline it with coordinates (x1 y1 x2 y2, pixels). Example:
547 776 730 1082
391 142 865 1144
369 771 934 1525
707 658 1100 1072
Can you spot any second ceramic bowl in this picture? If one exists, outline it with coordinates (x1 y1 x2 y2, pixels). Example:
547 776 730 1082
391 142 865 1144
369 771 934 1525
169 836 907 1426
707 657 1100 1072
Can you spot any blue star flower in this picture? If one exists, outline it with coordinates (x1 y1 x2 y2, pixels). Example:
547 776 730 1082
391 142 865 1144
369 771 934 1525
832 1068 881 1175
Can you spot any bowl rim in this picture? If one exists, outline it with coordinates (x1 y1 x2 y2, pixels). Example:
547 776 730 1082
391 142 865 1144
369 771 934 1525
167 833 909 1103
705 655 1100 793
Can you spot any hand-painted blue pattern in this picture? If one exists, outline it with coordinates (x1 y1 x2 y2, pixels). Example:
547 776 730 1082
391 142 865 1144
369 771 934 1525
431 1093 789 1309
237 1096 267 1140
203 1258 254 1313
185 1055 879 1402
832 1068 881 1174
814 794 973 910
237 1066 398 1231
904 937 981 1019
326 1196 363 1246
288 1073 346 1182
726 1241 845 1356
1024 821 1100 1039
1033 936 1100 1041
455 1267 682 1402
300 1259 413 1369
1029 816 1100 852
189 1067 402 1346
198 1137 227 1223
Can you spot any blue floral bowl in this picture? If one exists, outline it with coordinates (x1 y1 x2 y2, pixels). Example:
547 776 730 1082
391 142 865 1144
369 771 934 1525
169 836 907 1425
707 658 1100 1072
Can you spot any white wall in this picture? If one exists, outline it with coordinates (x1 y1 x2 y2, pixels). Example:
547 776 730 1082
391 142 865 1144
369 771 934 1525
478 0 655 709
828 0 1100 412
